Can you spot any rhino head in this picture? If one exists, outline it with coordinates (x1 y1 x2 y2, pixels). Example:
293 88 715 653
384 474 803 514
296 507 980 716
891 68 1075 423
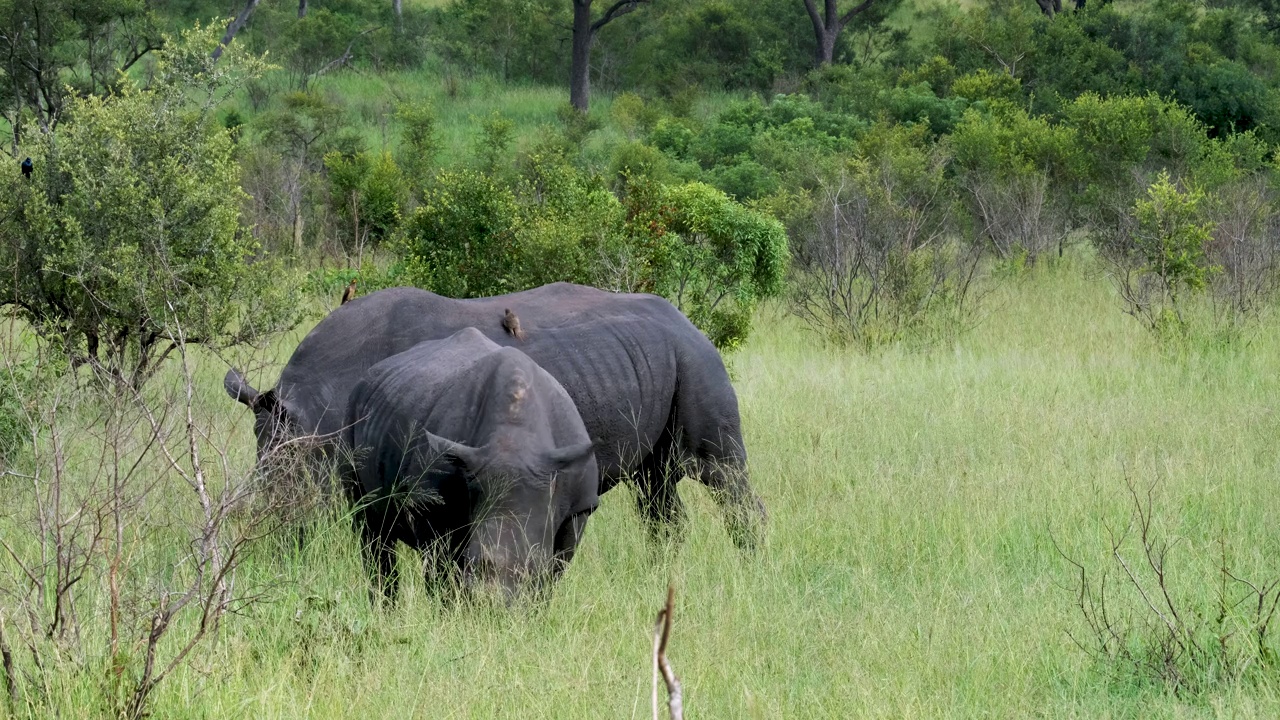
418 431 597 599
224 368 311 477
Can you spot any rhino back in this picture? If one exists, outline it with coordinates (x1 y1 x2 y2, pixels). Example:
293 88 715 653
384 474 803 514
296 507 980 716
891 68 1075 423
278 284 690 442
350 329 589 451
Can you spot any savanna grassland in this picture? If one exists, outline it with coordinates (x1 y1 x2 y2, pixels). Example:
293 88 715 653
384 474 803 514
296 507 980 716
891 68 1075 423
6 259 1273 718
8 0 1280 716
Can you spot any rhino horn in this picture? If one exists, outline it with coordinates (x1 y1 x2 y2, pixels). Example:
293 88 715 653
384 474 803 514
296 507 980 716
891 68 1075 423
224 368 259 408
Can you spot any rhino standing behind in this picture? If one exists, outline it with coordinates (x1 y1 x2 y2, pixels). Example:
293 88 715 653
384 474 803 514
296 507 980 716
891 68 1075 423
344 328 598 599
225 282 764 548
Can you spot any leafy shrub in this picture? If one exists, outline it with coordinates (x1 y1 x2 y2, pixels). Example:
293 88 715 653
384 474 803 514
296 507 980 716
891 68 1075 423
0 28 299 387
396 100 440 193
402 168 521 297
950 69 1022 103
324 150 407 256
475 112 517 175
649 118 697 157
402 153 786 349
641 182 789 349
611 92 664 139
950 102 1082 263
1112 172 1220 336
607 141 683 188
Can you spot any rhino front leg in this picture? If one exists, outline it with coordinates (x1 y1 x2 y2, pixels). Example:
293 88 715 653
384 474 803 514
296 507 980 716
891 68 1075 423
551 510 592 574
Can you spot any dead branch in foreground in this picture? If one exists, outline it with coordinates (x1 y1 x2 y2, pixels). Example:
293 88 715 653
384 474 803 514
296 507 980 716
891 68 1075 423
652 583 682 720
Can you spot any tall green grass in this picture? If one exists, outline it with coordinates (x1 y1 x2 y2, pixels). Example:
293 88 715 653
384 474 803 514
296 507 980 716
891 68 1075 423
3 259 1274 717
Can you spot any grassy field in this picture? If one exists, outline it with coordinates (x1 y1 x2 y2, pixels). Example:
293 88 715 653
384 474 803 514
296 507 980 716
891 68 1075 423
4 257 1276 717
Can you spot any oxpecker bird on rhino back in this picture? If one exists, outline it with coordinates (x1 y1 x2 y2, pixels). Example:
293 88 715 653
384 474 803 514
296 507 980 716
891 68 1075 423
343 328 598 600
224 282 765 549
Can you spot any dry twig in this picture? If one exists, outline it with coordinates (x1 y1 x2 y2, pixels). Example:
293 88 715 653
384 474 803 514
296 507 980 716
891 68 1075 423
651 583 682 720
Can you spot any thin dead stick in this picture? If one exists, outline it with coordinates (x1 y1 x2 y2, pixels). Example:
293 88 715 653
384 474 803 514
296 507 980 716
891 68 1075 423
651 583 683 720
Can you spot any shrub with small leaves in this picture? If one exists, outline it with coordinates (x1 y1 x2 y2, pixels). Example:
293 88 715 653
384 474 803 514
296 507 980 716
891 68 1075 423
0 26 300 387
642 182 789 349
1114 172 1220 335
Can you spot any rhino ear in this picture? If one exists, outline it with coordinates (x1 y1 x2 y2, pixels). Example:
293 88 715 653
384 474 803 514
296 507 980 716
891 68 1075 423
545 442 594 472
420 431 483 472
224 368 259 408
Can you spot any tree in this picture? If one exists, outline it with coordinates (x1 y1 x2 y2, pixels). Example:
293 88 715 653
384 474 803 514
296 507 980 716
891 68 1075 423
1113 172 1220 334
0 25 299 387
800 0 895 66
1034 0 1090 16
396 100 440 194
0 0 163 133
324 150 406 263
256 91 345 254
570 0 650 112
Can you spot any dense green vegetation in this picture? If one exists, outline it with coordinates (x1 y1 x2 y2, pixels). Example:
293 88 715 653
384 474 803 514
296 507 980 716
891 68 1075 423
5 0 1280 716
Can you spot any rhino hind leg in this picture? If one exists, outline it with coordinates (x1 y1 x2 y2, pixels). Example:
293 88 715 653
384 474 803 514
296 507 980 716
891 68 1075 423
695 457 766 552
634 442 687 548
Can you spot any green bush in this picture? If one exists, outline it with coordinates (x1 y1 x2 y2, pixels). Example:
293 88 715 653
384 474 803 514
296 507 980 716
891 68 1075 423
324 150 407 254
644 182 789 349
1114 172 1220 335
0 26 299 387
402 168 521 297
950 101 1083 262
396 100 440 193
401 150 786 350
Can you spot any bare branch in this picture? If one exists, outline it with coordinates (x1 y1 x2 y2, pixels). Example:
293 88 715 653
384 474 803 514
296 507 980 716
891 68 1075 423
310 27 382 82
591 0 650 32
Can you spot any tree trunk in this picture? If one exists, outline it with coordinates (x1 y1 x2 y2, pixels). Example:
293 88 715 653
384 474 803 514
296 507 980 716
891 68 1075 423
1035 0 1062 16
570 1 594 112
293 209 304 255
814 26 838 65
298 0 308 18
6 113 17 159
212 0 263 61
393 0 403 26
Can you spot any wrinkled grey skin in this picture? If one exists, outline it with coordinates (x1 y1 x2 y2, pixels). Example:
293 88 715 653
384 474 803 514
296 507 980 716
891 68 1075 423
225 282 764 549
343 329 598 600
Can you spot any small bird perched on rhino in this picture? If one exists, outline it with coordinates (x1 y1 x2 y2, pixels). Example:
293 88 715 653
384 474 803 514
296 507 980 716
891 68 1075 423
502 308 526 341
341 279 357 305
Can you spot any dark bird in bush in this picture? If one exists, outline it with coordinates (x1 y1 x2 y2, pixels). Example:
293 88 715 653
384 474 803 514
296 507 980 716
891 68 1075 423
20 157 32 179
502 308 525 341
343 328 598 601
341 279 357 305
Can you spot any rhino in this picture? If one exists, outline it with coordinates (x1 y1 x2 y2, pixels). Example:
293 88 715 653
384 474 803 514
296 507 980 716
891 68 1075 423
343 328 598 599
225 282 763 549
